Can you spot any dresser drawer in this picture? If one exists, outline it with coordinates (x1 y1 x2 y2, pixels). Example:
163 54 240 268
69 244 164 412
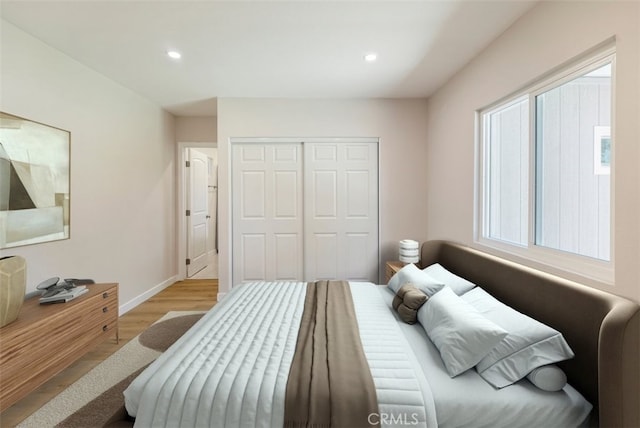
81 288 118 319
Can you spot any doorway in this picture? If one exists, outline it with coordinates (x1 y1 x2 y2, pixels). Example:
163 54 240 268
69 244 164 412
178 142 218 280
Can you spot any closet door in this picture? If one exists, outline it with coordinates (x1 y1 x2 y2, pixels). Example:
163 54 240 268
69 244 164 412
304 142 379 282
232 144 303 283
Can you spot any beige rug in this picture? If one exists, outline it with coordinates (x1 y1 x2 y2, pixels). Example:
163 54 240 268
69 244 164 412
18 311 205 428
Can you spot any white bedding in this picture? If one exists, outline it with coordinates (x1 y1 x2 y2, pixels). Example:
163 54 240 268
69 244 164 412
377 286 593 428
124 281 437 428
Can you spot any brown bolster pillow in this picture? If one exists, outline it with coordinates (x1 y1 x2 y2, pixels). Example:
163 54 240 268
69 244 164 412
392 283 428 324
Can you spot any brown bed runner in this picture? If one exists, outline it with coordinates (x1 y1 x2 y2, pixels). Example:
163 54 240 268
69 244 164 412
284 280 379 428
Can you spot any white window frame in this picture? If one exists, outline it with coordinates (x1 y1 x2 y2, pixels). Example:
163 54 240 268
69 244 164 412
475 46 616 285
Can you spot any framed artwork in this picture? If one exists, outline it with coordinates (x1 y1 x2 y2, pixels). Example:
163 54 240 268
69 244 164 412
0 112 70 249
593 126 611 176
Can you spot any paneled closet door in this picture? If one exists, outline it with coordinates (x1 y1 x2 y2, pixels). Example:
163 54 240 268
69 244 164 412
232 144 304 283
304 142 379 282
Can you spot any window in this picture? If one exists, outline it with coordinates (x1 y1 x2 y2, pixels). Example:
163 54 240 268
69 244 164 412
483 97 529 247
478 49 614 282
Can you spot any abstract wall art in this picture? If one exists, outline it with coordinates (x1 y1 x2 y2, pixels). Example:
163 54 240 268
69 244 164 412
0 112 70 249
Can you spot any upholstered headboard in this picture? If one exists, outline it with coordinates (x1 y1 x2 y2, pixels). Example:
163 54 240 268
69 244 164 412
419 240 640 428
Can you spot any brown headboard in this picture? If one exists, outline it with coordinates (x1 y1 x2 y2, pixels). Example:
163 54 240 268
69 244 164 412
419 240 639 428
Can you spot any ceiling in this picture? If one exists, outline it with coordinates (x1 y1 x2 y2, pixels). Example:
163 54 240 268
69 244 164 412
0 1 536 117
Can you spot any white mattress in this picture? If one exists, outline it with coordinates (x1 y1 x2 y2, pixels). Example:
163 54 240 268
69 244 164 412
124 281 436 428
377 286 593 428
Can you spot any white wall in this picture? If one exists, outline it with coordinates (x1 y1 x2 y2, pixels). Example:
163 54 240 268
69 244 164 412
176 116 217 143
424 1 640 302
0 21 178 312
217 98 429 295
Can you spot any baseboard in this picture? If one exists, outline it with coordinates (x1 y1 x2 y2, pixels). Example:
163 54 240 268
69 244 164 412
119 276 177 315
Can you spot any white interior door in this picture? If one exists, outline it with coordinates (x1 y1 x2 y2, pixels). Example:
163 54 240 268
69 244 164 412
232 144 303 283
304 142 379 282
208 149 218 253
187 148 209 277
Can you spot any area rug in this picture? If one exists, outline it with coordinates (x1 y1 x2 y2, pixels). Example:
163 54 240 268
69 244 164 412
18 311 205 428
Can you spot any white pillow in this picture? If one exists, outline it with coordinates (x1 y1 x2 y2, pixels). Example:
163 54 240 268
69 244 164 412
526 364 567 392
388 263 444 296
422 263 476 295
462 287 574 388
417 286 508 377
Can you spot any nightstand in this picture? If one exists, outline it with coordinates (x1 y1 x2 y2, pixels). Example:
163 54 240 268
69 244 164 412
385 261 406 283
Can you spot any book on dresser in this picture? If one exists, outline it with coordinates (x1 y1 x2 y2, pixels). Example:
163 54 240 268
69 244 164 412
39 285 89 303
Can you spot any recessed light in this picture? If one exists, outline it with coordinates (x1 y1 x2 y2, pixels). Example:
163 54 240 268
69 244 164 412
364 53 377 62
167 50 182 59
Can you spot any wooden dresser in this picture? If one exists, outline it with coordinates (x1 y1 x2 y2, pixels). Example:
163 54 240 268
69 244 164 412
0 283 118 411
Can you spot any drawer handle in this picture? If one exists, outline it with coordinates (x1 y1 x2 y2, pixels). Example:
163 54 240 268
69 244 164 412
102 307 108 313
103 325 109 332
103 292 109 299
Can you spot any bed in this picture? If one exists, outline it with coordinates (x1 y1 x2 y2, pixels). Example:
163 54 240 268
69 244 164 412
418 240 640 428
124 240 639 428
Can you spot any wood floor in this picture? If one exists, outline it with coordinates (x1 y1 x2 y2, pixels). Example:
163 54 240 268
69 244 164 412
0 279 218 427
